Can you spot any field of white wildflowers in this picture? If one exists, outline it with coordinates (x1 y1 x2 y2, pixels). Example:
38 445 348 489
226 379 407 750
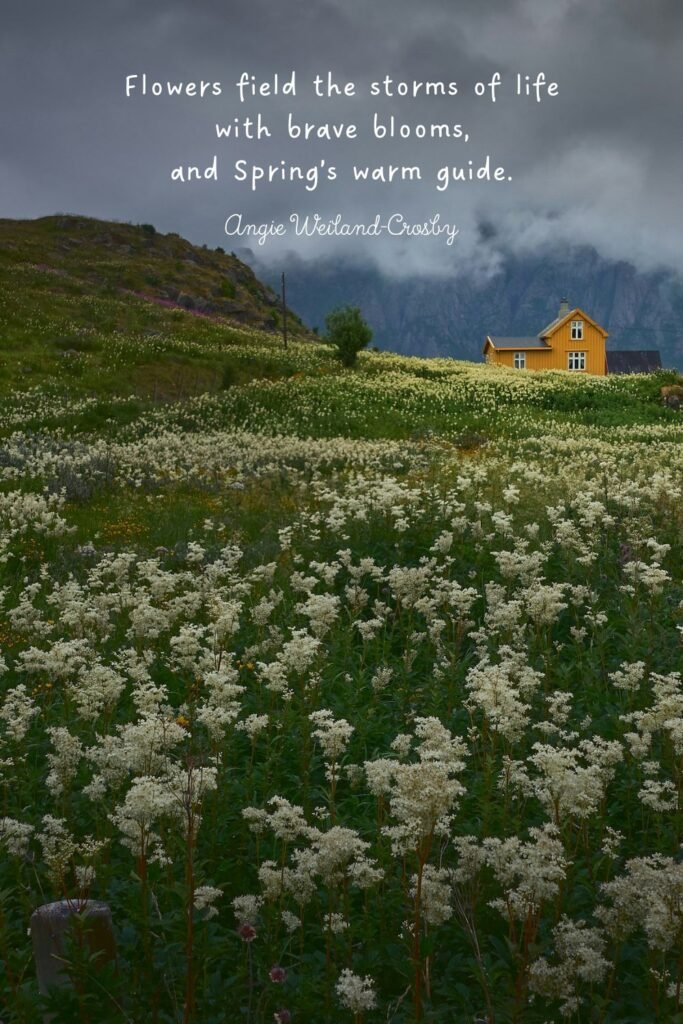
0 342 681 1024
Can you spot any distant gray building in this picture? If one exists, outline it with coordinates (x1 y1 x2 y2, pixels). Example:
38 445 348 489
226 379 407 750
606 350 662 374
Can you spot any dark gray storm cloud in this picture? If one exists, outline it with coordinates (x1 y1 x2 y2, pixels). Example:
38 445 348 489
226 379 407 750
2 0 682 276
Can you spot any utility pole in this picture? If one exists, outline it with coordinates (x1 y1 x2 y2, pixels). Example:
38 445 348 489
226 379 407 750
281 271 288 350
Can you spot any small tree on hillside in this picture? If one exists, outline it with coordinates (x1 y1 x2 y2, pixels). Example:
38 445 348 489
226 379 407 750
325 305 373 368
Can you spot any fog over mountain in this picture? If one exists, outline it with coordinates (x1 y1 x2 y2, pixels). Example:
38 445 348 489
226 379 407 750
252 243 683 369
3 0 683 282
2 0 683 372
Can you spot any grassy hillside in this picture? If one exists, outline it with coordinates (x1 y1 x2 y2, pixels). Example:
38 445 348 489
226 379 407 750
0 221 682 1024
0 214 310 402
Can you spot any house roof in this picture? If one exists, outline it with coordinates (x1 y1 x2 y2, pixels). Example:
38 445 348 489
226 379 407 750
539 308 609 339
606 350 662 374
483 306 610 356
485 336 550 350
538 316 564 337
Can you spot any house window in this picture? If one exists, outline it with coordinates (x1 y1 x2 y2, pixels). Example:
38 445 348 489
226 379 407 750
513 352 526 369
568 351 586 371
571 320 584 340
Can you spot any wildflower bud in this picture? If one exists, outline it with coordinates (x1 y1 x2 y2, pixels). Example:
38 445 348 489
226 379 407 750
274 1010 292 1024
237 922 257 942
269 965 287 983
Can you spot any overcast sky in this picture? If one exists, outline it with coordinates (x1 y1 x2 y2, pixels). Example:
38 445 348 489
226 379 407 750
2 0 682 277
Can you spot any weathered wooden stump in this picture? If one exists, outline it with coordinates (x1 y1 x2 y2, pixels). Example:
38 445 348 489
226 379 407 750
30 899 116 1016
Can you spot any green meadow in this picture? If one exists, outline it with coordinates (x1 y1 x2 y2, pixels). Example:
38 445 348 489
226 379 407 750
0 219 682 1023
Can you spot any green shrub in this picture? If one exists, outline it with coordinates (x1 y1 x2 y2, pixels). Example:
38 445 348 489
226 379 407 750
325 305 373 368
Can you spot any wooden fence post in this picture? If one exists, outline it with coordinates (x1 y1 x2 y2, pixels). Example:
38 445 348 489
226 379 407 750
30 899 116 1017
281 272 288 350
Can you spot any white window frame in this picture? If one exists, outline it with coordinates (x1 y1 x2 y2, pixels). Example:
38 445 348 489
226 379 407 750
568 351 586 371
571 319 584 340
513 351 526 369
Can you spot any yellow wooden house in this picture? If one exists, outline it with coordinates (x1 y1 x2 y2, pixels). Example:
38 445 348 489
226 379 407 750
483 299 608 375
